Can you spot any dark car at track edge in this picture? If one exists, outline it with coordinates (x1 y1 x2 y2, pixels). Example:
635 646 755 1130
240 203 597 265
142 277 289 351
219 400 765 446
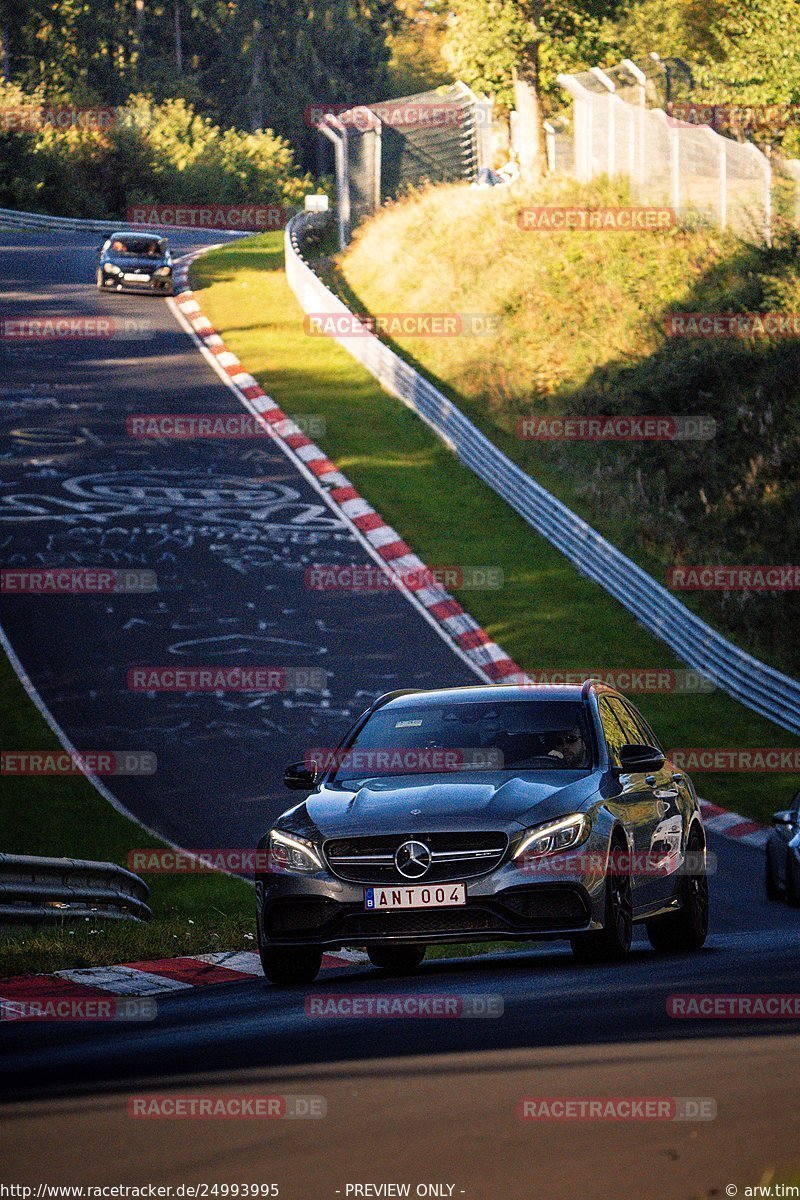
95 231 173 294
765 788 800 905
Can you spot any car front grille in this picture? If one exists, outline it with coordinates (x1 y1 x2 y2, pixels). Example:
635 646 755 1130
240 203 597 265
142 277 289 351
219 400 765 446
324 832 508 883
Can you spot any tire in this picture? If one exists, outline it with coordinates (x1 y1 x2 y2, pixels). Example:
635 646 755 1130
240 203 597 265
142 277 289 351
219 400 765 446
259 944 322 985
571 837 632 964
646 831 709 953
765 849 783 901
367 944 426 974
785 850 800 908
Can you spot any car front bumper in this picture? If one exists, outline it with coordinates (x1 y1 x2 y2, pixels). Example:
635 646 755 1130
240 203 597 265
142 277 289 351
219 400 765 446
101 273 173 293
257 852 610 950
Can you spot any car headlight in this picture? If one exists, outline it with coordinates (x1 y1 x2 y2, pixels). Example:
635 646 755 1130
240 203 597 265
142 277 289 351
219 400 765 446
268 829 323 874
513 814 589 860
103 263 122 275
154 265 172 276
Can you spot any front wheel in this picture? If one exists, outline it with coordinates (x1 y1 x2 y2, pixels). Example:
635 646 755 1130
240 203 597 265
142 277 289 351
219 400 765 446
647 834 709 953
260 944 322 985
367 944 426 974
571 843 632 964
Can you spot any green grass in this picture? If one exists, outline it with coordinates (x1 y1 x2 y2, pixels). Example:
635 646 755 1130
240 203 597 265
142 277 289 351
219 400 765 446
0 650 254 978
191 230 800 825
337 177 800 676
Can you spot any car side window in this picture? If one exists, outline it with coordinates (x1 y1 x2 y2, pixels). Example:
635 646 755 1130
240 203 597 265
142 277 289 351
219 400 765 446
607 698 644 747
619 699 663 753
598 698 627 767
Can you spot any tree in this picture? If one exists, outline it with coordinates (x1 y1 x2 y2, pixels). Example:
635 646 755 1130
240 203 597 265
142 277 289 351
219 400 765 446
442 0 624 175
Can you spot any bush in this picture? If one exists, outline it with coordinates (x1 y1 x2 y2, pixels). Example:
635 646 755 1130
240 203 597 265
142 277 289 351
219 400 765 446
0 84 315 218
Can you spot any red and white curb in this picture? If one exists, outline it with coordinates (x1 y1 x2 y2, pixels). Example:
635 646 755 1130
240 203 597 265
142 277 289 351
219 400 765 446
168 252 769 853
0 949 368 1008
699 800 768 847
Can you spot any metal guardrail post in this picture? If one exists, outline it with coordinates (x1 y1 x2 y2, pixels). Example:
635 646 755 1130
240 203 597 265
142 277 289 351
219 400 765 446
316 114 350 250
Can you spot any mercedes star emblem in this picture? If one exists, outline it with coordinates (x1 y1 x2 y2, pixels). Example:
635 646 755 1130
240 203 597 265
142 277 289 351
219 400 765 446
395 839 432 879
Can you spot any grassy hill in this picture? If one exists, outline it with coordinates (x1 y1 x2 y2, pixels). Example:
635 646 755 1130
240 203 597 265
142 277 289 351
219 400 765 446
335 177 800 676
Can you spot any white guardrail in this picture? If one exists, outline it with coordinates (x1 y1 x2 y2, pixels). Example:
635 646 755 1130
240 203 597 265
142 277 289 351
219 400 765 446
0 206 247 236
0 207 140 235
285 211 800 735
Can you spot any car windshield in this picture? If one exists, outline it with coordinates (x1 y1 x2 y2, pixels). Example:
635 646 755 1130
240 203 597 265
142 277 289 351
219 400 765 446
327 699 593 782
110 237 165 257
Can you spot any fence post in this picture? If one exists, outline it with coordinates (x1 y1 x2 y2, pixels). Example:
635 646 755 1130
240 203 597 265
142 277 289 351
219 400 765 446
317 114 350 249
591 66 616 176
622 58 647 188
670 116 681 217
373 116 382 215
557 74 592 182
544 120 556 173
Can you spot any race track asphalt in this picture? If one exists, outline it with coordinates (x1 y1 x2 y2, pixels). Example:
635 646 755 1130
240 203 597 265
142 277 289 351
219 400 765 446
1 226 798 1199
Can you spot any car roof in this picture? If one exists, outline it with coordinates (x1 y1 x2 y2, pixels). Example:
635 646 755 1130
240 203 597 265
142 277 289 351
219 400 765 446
375 682 623 708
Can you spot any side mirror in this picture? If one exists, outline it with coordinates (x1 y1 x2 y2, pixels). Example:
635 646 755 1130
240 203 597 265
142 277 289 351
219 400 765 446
618 743 666 774
772 810 794 826
283 761 317 791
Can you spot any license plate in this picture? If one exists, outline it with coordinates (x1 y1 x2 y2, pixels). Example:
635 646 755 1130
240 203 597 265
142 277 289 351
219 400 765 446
124 272 150 282
364 882 466 910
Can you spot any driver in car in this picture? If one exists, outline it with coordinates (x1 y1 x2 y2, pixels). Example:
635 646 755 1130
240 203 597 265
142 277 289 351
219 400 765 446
549 726 589 769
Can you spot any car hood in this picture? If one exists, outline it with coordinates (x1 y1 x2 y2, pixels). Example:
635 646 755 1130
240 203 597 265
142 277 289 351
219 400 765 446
283 770 602 841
